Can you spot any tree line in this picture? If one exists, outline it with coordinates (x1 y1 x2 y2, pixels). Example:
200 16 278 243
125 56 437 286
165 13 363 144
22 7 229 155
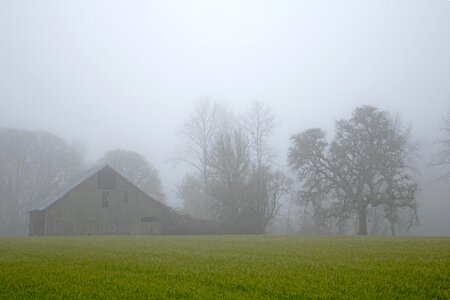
174 100 449 235
1 102 449 235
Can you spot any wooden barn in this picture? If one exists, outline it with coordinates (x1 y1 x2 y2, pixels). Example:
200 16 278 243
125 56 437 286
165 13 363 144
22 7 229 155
28 165 171 236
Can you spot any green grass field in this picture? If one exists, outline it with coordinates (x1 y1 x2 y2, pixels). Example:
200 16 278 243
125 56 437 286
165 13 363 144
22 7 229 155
0 235 448 299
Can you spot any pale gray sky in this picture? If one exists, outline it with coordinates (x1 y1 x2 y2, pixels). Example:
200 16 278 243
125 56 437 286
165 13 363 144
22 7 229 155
1 1 449 230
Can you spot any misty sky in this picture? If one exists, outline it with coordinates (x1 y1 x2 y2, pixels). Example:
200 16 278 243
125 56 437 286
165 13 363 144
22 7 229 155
1 0 449 221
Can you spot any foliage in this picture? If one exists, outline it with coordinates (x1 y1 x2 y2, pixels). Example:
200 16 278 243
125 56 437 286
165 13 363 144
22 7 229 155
288 106 418 235
99 149 166 203
0 236 448 299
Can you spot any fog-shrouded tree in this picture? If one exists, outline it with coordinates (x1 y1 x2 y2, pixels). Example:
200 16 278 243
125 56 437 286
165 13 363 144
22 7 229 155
288 106 418 235
245 168 292 233
434 111 450 181
175 100 290 233
173 98 231 218
176 173 212 220
241 102 276 170
209 129 251 225
0 128 85 235
99 149 166 203
240 102 290 233
207 127 291 233
174 98 230 190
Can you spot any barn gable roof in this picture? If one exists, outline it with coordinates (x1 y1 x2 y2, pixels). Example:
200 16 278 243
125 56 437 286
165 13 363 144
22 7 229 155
29 165 108 211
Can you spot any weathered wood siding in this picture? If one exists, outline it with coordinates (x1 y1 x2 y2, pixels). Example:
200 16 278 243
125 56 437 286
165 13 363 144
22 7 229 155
41 168 165 236
29 211 45 236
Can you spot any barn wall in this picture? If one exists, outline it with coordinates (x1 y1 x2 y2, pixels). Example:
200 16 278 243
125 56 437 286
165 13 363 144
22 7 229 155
29 211 45 236
43 169 166 236
116 174 164 235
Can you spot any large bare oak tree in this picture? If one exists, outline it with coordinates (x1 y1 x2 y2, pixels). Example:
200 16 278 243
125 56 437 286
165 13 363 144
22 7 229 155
288 106 418 235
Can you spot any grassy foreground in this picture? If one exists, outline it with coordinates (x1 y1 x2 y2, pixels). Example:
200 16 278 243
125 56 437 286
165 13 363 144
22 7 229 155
0 236 448 299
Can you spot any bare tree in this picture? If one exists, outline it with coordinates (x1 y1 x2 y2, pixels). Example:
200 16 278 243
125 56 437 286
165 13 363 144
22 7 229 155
288 106 418 235
173 98 230 218
175 100 289 233
241 101 276 170
434 111 450 181
232 166 290 233
240 102 290 232
174 98 229 188
0 128 84 235
99 149 166 203
209 129 251 224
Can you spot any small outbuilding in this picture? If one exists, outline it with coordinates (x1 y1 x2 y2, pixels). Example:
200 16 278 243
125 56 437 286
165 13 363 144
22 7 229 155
28 165 169 236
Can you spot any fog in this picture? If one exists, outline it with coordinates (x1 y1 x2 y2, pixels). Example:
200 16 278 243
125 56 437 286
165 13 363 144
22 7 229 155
1 0 449 235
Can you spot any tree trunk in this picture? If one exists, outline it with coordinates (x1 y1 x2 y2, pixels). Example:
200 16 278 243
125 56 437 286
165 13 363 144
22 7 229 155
285 201 291 234
358 204 368 235
390 221 396 236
